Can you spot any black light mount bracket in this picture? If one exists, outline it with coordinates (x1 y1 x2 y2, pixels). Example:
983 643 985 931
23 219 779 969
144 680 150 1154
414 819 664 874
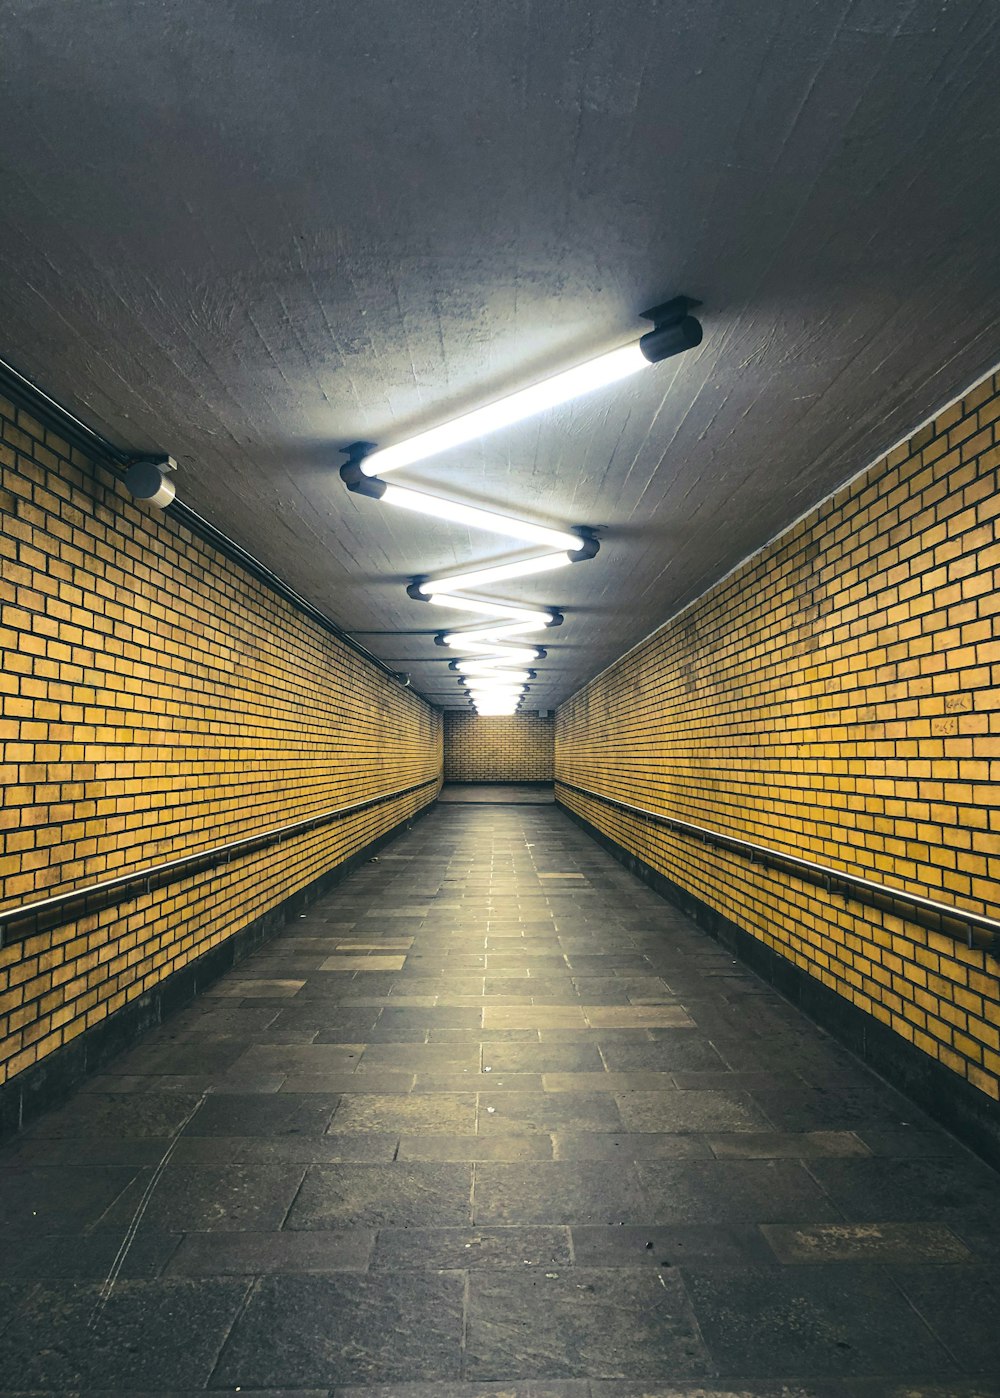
340 442 387 498
638 295 703 364
567 526 600 563
546 610 565 628
406 577 430 602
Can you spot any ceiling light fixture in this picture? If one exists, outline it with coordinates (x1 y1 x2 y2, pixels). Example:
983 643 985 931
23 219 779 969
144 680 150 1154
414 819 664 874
417 553 573 596
337 294 703 712
342 297 701 478
411 591 562 627
343 477 585 552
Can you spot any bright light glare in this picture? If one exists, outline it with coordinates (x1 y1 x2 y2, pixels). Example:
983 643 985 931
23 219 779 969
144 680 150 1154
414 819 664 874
459 668 532 683
443 624 546 646
426 595 554 625
420 553 572 595
381 485 581 552
362 341 647 475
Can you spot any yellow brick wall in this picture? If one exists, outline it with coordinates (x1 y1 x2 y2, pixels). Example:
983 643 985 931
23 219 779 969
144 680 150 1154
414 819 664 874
557 370 1000 1102
444 712 554 782
0 396 443 1087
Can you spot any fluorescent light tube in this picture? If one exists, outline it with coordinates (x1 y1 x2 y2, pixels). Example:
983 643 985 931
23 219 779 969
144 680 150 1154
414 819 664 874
443 628 543 647
459 667 532 682
359 342 647 476
420 553 572 595
380 484 582 551
447 640 542 662
425 595 555 625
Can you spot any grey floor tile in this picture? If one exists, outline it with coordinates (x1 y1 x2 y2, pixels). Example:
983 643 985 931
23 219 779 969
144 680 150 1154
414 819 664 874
707 1131 871 1159
398 1134 553 1161
891 1264 1000 1373
570 1222 774 1269
0 1229 180 1280
636 1160 840 1224
236 1132 399 1163
100 1163 305 1233
167 1228 373 1274
22 1091 203 1140
761 1221 971 1265
0 1164 141 1239
552 1132 712 1161
182 1092 341 1137
685 1265 956 1377
480 1043 606 1072
213 1272 464 1386
598 1037 728 1072
474 1162 648 1225
0 1278 249 1389
477 1092 623 1135
751 1083 922 1132
286 1162 474 1228
281 1071 414 1094
464 1269 710 1379
371 1225 570 1270
331 1092 477 1134
616 1089 770 1133
807 1157 1000 1233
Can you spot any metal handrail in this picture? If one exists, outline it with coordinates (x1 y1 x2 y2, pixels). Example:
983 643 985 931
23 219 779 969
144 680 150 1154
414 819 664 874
0 776 440 945
555 778 1000 954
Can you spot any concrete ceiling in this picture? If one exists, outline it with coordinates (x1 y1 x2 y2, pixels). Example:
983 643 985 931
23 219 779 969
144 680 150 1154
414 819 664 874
2 0 999 709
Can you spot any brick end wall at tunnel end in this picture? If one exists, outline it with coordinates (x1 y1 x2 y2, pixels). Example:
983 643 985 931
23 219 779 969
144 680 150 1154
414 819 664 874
444 711 554 782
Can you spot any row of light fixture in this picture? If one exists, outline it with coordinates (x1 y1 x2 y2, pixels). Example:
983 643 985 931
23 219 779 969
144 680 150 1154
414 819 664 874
339 296 704 714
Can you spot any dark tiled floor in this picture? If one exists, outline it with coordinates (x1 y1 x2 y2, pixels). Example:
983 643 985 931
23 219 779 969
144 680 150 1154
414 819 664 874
438 782 555 803
1 803 999 1397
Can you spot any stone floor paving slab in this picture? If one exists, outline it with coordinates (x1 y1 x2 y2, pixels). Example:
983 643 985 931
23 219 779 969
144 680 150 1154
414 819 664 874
552 1132 712 1161
371 1225 571 1270
0 1163 142 1238
397 1133 553 1161
707 1131 871 1159
616 1089 770 1134
761 1220 971 1265
683 1266 956 1379
464 1269 710 1380
181 1092 340 1137
286 1162 474 1229
331 1092 478 1134
167 1229 374 1275
212 1272 464 1386
636 1160 840 1225
0 1278 250 1389
477 1091 624 1135
100 1163 306 1234
474 1162 648 1225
